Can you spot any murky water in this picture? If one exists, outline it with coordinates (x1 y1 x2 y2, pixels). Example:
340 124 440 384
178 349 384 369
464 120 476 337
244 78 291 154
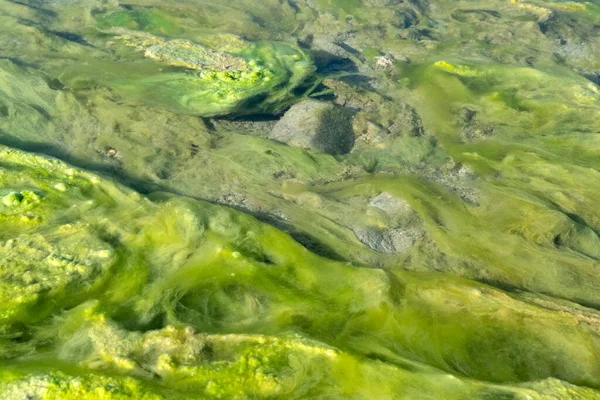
1 0 600 398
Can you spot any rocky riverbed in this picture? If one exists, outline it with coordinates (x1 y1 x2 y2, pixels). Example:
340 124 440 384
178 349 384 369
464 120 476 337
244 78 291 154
0 0 600 398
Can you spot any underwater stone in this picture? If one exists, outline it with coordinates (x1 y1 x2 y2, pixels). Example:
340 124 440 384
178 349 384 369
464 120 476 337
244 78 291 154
309 35 357 62
374 55 395 69
144 39 249 72
269 100 355 155
369 192 414 216
353 226 421 253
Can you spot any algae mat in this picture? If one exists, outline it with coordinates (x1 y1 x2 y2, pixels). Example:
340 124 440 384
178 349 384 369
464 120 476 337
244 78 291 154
1 0 600 399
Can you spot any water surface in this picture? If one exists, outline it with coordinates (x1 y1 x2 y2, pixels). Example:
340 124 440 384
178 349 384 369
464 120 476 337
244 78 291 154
1 0 600 398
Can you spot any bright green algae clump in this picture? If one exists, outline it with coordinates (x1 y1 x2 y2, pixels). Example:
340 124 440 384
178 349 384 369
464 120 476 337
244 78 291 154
0 147 599 399
63 28 317 117
135 37 316 117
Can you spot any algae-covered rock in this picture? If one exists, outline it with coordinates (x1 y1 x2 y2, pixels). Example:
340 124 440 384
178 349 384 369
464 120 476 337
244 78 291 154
0 147 598 397
0 371 165 400
369 192 414 216
2 0 600 398
12 303 600 399
144 39 250 73
269 100 355 154
86 30 317 117
353 226 421 253
0 228 114 324
0 150 118 326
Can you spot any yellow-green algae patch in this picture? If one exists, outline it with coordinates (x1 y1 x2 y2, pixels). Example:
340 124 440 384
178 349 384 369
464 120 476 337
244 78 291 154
0 371 165 400
0 147 599 398
58 29 317 117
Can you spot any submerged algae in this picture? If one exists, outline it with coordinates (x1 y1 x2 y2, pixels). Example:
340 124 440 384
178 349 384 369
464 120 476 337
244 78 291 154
2 0 600 398
63 28 317 117
0 147 599 398
0 372 165 400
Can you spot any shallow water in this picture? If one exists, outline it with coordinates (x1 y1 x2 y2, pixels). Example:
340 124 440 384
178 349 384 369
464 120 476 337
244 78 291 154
1 0 600 398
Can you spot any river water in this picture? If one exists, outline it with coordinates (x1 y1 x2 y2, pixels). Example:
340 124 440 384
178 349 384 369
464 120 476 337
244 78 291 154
0 0 599 398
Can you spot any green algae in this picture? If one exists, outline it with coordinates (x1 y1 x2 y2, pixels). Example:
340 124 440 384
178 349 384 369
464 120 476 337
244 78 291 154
79 28 315 116
0 371 166 400
95 8 183 36
1 0 600 398
0 147 598 398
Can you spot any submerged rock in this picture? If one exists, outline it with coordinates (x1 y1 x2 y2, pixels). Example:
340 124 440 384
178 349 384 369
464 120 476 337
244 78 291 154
374 54 395 69
369 192 414 216
144 39 250 72
269 100 355 155
354 226 421 253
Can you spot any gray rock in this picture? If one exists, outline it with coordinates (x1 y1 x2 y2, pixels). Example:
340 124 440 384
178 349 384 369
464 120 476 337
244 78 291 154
310 35 356 61
369 192 413 216
354 226 421 254
213 119 277 137
374 55 395 69
432 159 481 206
269 100 355 155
